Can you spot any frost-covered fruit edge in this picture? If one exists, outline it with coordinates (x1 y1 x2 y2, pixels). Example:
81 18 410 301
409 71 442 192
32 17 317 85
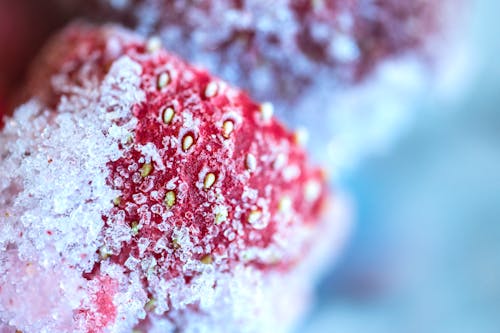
0 23 338 333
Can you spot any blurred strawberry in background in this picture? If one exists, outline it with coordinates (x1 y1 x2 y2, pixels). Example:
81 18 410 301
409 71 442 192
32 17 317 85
54 0 463 174
0 0 66 116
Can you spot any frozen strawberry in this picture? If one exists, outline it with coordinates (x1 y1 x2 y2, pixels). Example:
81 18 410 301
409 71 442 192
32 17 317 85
0 23 339 333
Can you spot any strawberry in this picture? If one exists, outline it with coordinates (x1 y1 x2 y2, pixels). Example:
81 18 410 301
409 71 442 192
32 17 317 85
0 23 332 333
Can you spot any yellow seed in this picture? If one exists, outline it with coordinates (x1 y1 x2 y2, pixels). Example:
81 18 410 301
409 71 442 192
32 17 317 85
248 210 262 224
305 180 321 202
222 120 234 138
182 135 194 152
164 191 176 208
113 196 121 206
131 221 140 236
157 72 170 89
215 208 228 225
162 106 175 124
259 102 274 121
200 254 213 264
204 81 218 98
204 173 216 189
99 246 111 260
146 36 162 53
145 298 156 312
294 127 309 146
140 163 153 177
279 196 292 212
172 238 181 249
245 153 257 172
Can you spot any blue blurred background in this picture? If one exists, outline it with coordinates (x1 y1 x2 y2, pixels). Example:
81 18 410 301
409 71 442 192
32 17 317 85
299 1 500 332
0 0 497 332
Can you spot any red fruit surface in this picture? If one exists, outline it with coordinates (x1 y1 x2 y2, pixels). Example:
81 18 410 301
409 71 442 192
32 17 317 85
107 56 326 275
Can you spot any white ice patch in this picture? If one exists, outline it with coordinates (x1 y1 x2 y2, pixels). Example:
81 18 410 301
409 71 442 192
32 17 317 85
0 55 145 332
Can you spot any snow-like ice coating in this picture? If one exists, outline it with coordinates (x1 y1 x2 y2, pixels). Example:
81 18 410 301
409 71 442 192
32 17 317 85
0 41 146 331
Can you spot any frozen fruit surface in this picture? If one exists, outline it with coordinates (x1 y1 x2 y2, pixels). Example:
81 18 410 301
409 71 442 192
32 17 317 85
0 23 332 333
